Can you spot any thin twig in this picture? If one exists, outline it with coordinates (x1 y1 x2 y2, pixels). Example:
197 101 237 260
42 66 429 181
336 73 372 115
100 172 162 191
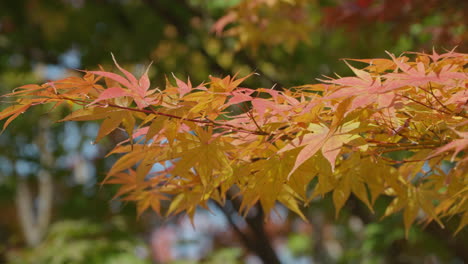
59 95 272 136
400 94 453 116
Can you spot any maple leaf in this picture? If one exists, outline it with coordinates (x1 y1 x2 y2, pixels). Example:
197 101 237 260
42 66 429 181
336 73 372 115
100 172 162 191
444 89 468 107
408 47 467 62
385 52 466 88
134 191 169 217
95 110 126 142
281 121 360 177
384 185 444 237
321 60 376 88
332 171 373 217
344 58 396 73
209 73 252 93
0 102 32 132
322 62 396 112
89 54 157 109
171 74 207 98
226 88 255 106
427 131 468 161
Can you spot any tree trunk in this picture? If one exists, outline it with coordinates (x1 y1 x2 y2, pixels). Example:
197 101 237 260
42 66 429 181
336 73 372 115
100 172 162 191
218 192 282 264
15 118 54 247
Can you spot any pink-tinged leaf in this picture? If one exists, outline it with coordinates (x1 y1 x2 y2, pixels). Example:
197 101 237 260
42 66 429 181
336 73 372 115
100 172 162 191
321 136 343 172
434 64 466 82
132 126 149 139
139 61 153 94
282 93 300 106
326 76 359 87
445 90 468 105
408 48 466 62
228 92 253 105
257 88 280 99
327 88 393 113
325 87 364 99
172 74 192 97
287 133 328 179
377 92 395 108
178 123 191 133
386 52 414 74
385 53 466 87
343 60 372 82
89 70 133 89
133 97 150 109
89 87 131 105
321 61 381 90
251 98 270 116
384 52 467 87
427 133 468 162
111 53 139 88
93 55 155 97
349 94 376 111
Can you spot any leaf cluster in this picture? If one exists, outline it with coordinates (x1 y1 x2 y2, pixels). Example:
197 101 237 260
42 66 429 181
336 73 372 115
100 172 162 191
1 49 467 235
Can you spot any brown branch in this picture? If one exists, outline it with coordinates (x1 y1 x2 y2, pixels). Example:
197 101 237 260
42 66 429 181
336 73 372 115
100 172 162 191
59 96 272 137
246 108 264 133
226 190 281 264
214 202 257 253
378 145 439 153
379 155 440 164
365 139 438 146
400 94 454 116
427 84 465 117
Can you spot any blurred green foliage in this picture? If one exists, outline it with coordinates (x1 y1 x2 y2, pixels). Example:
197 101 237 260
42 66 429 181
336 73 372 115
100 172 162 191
7 218 150 264
169 248 243 264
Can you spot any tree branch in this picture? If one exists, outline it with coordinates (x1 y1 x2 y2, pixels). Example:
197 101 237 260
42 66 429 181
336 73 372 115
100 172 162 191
226 191 281 264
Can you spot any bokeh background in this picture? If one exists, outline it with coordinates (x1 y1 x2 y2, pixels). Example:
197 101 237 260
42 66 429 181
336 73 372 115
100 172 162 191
0 0 467 263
